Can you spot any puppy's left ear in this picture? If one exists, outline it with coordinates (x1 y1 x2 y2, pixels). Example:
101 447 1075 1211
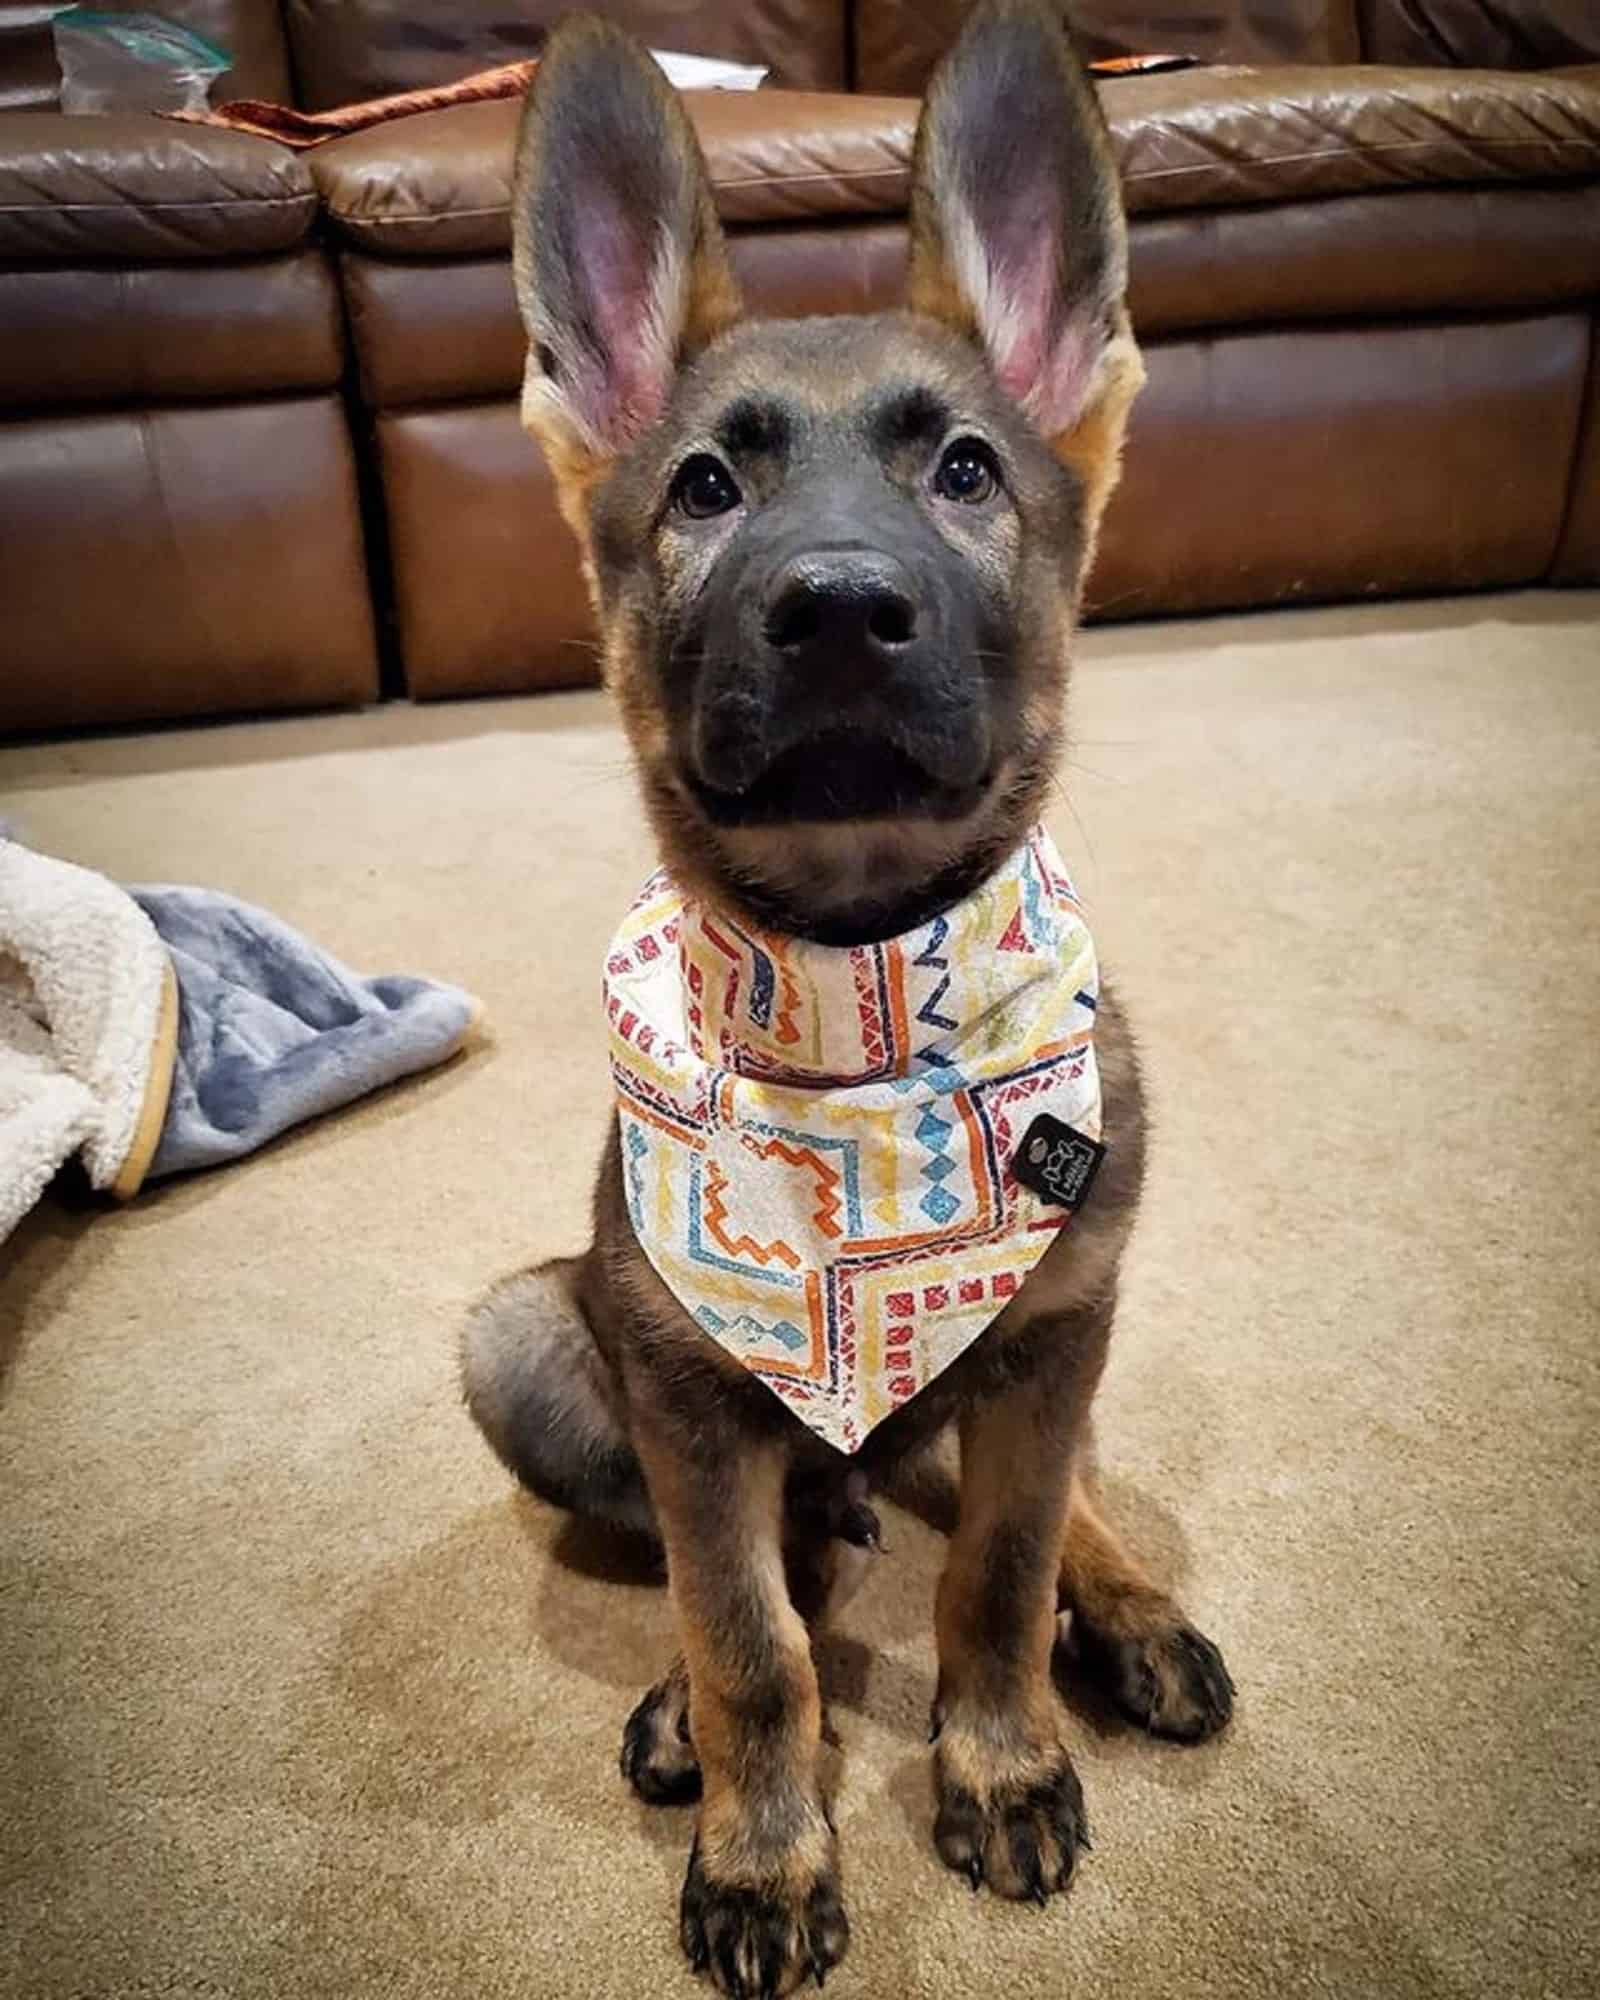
909 0 1142 546
512 17 740 522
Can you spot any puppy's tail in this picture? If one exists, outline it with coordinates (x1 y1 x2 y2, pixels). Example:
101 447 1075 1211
460 1258 656 1538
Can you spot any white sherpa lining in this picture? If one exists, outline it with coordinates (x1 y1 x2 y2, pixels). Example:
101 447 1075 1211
0 840 175 1243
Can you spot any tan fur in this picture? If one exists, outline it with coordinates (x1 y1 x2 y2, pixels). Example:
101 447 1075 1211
1056 320 1145 570
1060 1472 1168 1629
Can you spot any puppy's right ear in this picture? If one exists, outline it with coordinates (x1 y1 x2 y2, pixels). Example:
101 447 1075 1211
512 17 740 523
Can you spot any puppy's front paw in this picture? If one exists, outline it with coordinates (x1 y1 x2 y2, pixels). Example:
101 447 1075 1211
1067 1607 1235 1743
680 1836 849 1997
933 1716 1088 1903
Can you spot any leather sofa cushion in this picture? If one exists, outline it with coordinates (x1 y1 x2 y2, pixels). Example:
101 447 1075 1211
1128 181 1600 335
0 253 344 407
311 90 916 254
0 114 316 260
1551 338 1600 583
0 396 378 734
1092 313 1589 617
283 1 847 110
373 402 594 700
310 65 1600 258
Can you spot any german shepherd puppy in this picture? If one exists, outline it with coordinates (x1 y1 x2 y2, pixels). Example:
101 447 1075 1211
463 4 1232 1991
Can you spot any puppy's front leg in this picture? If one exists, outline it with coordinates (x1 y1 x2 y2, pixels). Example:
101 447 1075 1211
932 1321 1096 1902
632 1420 847 1997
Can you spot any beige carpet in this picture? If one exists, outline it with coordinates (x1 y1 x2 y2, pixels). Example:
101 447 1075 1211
3 595 1597 2000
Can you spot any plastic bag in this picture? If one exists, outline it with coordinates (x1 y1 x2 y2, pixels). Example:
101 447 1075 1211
53 8 230 114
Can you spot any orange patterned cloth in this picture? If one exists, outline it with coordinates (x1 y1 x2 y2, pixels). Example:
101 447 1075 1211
162 58 539 148
605 828 1103 1455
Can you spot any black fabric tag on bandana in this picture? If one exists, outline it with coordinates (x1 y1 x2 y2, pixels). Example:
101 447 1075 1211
1012 1114 1107 1212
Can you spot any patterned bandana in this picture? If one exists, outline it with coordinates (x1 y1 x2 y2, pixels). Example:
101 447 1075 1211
604 827 1102 1454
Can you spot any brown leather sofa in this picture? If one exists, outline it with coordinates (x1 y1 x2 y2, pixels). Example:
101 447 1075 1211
3 1 1598 735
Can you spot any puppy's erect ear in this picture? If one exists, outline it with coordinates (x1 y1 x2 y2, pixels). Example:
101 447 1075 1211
909 0 1142 540
512 17 740 509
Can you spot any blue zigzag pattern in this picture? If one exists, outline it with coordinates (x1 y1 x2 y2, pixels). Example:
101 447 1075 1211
912 914 957 1062
908 913 964 1218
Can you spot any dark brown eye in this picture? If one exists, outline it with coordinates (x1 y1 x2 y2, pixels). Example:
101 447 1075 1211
672 453 741 520
935 437 1000 506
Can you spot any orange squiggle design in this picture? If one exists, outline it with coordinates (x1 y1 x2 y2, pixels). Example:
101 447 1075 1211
737 1134 845 1241
703 1159 803 1269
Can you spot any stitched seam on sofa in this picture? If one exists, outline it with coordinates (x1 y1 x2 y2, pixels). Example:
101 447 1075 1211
327 204 506 226
0 194 314 214
1122 137 1599 182
326 167 910 230
709 167 908 189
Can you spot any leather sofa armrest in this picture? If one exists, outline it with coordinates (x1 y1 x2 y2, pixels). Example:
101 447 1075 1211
1108 64 1600 215
311 89 918 258
0 113 316 261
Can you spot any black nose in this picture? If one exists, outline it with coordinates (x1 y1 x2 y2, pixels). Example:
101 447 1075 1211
763 551 920 664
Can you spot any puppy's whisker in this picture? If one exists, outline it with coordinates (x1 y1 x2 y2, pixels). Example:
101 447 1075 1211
1044 769 1099 874
1081 584 1149 617
1060 757 1129 790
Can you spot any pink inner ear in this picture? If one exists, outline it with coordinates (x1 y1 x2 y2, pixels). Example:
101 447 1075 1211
989 233 1094 437
572 193 671 447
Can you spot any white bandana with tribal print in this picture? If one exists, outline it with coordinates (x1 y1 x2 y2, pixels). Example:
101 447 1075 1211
604 827 1103 1454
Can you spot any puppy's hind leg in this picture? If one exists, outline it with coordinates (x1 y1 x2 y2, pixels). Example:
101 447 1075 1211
460 1256 655 1540
1057 1472 1234 1743
622 1655 702 1805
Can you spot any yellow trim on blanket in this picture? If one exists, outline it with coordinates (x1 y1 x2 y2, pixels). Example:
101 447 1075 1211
111 956 179 1201
455 994 489 1047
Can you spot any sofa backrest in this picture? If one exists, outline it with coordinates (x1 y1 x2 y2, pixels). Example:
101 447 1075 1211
852 2 1361 94
0 4 62 110
0 0 292 109
174 0 295 100
1356 1 1600 68
851 1 1600 95
9 1 1591 121
282 1 848 110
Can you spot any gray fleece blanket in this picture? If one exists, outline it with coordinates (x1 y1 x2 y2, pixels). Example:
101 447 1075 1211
132 886 478 1178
